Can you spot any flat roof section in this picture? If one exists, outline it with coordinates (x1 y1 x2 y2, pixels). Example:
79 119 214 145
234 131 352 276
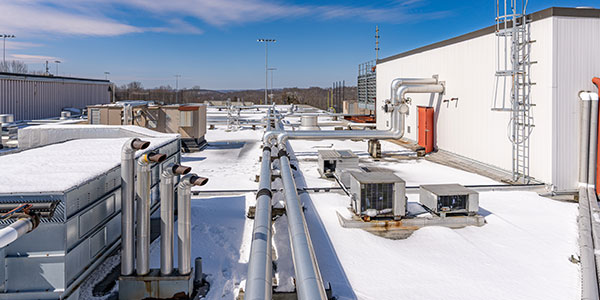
378 7 600 64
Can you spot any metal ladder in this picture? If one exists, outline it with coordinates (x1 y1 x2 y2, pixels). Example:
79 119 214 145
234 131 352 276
491 0 535 183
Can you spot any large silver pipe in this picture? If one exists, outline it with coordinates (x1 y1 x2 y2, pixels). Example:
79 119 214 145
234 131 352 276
120 138 150 276
245 146 274 300
177 173 209 275
278 145 327 300
136 152 167 276
0 216 38 249
264 84 444 146
580 97 591 183
160 164 191 276
579 188 600 300
589 97 599 186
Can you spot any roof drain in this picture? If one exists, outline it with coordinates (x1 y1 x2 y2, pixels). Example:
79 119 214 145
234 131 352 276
136 151 167 276
120 138 150 276
160 163 192 276
245 145 275 300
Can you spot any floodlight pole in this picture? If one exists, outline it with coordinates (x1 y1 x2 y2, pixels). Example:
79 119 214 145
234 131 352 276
2 34 15 64
258 39 276 105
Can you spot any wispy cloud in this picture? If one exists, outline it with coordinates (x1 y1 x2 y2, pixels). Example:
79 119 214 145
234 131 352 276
2 0 449 36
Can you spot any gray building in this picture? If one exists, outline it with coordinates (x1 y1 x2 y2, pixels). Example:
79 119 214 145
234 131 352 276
0 72 111 121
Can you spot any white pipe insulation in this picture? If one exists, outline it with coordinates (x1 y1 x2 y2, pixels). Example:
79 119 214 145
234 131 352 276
0 217 36 249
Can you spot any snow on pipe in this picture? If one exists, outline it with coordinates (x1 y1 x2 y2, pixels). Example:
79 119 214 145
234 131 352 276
263 82 444 146
120 138 150 276
0 216 38 249
278 145 328 300
578 91 600 300
136 151 167 276
245 145 274 300
160 164 192 276
177 173 208 275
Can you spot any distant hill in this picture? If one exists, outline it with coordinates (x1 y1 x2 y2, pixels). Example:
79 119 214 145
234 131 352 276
115 83 357 111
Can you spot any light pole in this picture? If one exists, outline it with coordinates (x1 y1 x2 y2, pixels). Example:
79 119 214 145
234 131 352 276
2 34 15 64
268 67 276 105
54 60 61 76
257 38 276 105
175 75 181 103
104 72 110 80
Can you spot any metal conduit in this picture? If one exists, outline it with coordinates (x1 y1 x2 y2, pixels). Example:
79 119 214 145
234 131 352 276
278 145 328 300
120 138 150 276
245 146 274 300
177 174 208 275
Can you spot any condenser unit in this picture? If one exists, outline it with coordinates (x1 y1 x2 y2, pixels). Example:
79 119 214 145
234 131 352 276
317 149 359 177
420 184 479 216
349 171 406 219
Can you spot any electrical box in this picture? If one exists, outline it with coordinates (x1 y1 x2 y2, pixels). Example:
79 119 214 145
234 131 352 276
317 149 359 177
349 171 406 219
419 184 479 216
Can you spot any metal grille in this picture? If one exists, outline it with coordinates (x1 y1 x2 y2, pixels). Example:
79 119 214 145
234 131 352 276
438 195 467 211
358 60 376 110
361 183 393 211
90 108 101 125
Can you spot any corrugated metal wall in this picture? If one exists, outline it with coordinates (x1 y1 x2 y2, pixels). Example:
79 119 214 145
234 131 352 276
552 16 600 190
376 18 557 187
0 76 110 121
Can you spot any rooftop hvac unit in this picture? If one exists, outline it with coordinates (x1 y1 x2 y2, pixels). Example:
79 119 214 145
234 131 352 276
420 184 479 216
349 171 406 219
317 149 359 177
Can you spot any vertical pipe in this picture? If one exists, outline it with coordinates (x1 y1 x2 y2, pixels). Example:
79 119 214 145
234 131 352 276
160 164 191 275
278 146 327 300
589 99 598 186
245 146 274 300
177 174 208 275
120 138 149 276
136 152 166 276
579 97 590 183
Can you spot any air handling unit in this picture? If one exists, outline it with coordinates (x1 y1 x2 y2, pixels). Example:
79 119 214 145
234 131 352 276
420 184 479 217
349 171 406 219
317 149 359 177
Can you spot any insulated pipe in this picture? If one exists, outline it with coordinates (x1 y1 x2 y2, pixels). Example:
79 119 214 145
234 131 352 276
177 174 208 275
264 84 444 146
594 78 600 195
0 216 38 249
136 152 167 276
589 95 599 187
160 164 191 276
581 96 592 184
245 146 274 300
389 77 438 104
579 188 600 300
278 146 327 300
120 138 150 276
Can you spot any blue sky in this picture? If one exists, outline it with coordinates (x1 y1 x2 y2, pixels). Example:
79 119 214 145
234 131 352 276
2 0 597 89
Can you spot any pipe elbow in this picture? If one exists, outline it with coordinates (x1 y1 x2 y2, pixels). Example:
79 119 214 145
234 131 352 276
276 133 289 146
263 131 279 146
179 173 209 189
122 138 150 159
593 77 600 89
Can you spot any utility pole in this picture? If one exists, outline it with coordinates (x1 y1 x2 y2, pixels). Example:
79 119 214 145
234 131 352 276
54 60 61 76
2 34 15 64
175 75 181 103
375 26 380 61
45 61 49 76
257 39 276 105
268 67 276 105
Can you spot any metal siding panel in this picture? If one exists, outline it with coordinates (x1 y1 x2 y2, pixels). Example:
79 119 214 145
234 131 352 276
376 18 555 184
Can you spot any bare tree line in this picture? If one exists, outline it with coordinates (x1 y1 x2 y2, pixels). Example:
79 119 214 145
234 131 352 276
115 82 357 111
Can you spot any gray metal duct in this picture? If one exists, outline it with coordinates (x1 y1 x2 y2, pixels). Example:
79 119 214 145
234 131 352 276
136 152 167 276
245 146 274 300
0 216 38 249
160 164 191 276
120 138 150 276
578 91 600 300
278 145 328 300
177 174 208 275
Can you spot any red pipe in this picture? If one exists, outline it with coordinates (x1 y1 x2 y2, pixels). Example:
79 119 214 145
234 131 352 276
594 77 600 195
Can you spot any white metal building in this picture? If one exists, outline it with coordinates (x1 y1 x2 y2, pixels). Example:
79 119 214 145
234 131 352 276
376 7 600 191
0 72 111 121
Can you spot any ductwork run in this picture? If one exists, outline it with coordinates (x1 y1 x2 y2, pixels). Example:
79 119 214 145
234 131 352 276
177 174 208 275
120 138 150 276
160 164 192 276
245 146 274 300
136 152 167 276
